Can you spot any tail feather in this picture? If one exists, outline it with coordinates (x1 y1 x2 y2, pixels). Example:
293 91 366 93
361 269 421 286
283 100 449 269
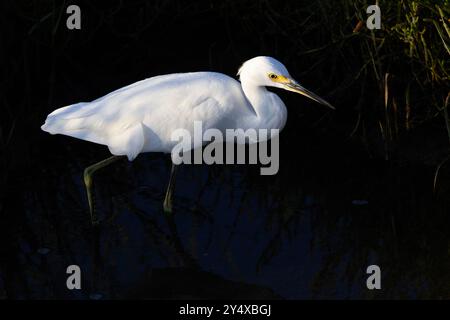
41 102 106 145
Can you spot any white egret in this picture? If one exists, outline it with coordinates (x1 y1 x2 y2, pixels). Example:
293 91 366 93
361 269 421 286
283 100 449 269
41 56 334 224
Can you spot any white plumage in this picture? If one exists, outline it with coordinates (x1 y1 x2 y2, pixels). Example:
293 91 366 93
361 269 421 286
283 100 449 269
41 56 333 160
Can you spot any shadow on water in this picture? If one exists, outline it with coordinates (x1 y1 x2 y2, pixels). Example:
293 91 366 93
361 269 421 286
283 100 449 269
3 124 450 299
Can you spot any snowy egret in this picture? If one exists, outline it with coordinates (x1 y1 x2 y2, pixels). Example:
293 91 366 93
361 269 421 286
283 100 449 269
41 56 334 224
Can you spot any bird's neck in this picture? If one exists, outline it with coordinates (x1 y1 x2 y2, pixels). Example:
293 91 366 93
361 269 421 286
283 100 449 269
241 81 287 131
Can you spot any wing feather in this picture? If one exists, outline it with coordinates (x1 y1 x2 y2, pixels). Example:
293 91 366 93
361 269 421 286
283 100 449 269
41 72 250 156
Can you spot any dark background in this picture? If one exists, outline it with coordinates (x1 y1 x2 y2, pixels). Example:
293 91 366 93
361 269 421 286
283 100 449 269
1 0 450 299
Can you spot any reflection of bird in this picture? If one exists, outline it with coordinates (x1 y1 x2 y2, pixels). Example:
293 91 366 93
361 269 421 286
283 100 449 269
41 56 334 224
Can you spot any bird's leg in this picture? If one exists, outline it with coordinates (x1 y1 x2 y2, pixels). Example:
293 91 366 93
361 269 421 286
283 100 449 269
83 155 123 225
163 163 178 215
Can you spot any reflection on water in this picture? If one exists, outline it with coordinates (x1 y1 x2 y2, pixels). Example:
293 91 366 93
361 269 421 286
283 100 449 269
3 130 450 299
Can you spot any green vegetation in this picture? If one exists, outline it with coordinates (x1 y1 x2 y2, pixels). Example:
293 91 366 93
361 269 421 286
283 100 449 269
260 0 449 159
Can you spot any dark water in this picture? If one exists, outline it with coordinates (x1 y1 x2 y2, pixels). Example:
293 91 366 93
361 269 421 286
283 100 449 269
3 124 450 300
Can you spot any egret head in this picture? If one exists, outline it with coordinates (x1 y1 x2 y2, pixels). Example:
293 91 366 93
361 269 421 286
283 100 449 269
237 56 335 110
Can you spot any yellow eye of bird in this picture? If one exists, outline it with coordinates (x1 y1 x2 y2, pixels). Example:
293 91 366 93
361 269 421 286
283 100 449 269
269 73 278 79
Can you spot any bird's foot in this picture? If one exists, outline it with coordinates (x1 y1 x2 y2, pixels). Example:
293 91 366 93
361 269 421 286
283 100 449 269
89 206 100 226
163 196 173 215
163 201 172 215
90 215 100 226
163 187 174 215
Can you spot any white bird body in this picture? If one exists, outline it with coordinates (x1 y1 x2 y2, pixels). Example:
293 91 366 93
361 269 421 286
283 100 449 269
42 56 332 161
